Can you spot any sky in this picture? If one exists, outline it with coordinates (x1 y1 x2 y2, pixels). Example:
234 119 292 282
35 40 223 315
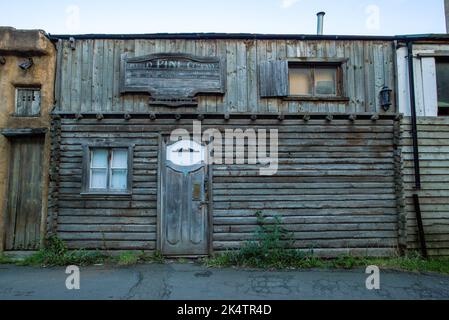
0 0 446 36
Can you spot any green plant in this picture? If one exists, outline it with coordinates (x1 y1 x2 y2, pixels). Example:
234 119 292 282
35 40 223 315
207 211 305 268
19 236 107 267
0 254 15 264
333 255 358 269
117 251 141 266
151 251 165 264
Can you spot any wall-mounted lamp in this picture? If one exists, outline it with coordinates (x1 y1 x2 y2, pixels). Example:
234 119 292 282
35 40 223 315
19 58 34 71
380 86 393 111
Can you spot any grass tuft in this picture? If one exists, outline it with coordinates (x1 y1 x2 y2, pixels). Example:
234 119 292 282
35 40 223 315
204 212 449 275
0 254 15 265
18 236 107 267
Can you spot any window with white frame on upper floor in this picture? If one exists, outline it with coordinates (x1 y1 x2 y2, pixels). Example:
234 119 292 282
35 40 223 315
15 87 41 116
436 58 449 116
86 147 131 193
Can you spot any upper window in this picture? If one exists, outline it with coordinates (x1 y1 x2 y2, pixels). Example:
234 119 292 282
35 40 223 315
258 60 345 99
15 88 41 117
436 59 449 116
88 148 130 193
289 63 340 97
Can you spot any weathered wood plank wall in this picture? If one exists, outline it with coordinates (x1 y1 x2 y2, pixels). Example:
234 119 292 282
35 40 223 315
49 117 399 256
55 39 396 114
402 117 449 257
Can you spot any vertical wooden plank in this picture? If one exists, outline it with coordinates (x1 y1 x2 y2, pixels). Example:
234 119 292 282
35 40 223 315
246 39 258 113
54 40 64 111
14 140 28 249
123 40 136 113
226 40 238 113
25 138 35 248
5 140 21 250
112 40 124 112
196 40 207 113
216 40 227 113
60 42 71 111
71 40 83 113
364 42 376 112
256 40 268 113
276 40 288 114
286 40 299 113
102 40 114 112
396 46 410 116
413 57 425 116
236 41 248 113
91 40 105 112
344 41 356 113
134 39 147 113
81 39 93 112
373 43 385 113
206 40 218 113
386 42 397 113
354 41 366 112
266 41 278 113
421 57 438 117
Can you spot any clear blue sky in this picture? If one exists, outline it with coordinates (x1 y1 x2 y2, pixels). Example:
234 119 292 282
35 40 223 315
0 0 445 35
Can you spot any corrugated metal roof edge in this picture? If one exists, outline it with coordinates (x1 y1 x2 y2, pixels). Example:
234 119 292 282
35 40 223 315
46 32 449 42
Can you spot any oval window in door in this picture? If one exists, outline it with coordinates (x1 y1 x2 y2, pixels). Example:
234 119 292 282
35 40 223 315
166 140 206 167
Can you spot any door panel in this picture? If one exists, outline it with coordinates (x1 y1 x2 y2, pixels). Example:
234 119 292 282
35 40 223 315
165 168 183 246
190 169 206 245
161 140 209 256
5 136 44 251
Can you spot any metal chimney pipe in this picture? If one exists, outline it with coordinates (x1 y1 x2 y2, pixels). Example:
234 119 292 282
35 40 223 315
317 11 326 35
445 0 449 33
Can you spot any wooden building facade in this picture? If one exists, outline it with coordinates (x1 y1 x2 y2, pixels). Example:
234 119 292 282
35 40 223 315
46 34 404 257
397 37 449 257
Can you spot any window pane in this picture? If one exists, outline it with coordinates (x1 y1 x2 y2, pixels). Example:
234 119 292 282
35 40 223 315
90 169 108 189
315 67 337 95
289 68 312 95
436 61 449 109
111 169 128 190
111 149 128 169
91 149 108 168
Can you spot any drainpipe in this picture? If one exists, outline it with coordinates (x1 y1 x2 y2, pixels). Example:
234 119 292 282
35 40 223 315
407 41 428 258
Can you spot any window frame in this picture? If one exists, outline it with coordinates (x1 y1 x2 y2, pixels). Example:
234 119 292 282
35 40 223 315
285 59 348 102
82 143 134 197
435 57 449 117
14 87 42 117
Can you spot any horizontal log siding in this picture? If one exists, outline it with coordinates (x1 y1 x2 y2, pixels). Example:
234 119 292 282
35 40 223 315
402 117 449 257
52 117 399 256
55 39 396 114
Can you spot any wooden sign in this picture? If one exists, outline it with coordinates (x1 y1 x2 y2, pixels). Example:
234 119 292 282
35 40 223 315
120 53 225 106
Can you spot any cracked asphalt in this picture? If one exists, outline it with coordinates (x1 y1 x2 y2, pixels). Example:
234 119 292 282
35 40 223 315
1 263 449 300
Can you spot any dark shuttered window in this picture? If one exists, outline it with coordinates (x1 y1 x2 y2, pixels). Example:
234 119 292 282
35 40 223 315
259 60 289 98
15 88 41 116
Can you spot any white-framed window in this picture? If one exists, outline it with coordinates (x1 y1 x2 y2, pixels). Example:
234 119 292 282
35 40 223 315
15 87 41 116
89 148 129 192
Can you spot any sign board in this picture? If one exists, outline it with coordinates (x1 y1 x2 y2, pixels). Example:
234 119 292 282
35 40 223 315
120 53 225 106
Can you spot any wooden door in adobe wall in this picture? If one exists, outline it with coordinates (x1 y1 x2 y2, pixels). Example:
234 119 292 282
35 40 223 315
4 136 44 251
160 139 209 256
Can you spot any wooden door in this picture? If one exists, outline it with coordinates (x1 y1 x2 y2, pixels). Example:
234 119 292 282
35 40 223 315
4 136 44 251
161 139 209 256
